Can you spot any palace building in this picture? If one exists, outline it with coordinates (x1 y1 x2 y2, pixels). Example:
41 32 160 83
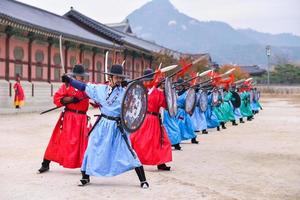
0 0 208 112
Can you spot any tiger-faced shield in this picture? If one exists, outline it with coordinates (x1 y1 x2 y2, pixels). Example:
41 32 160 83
254 90 260 101
199 90 208 112
121 81 148 133
230 91 241 108
164 77 176 117
212 90 220 107
185 88 196 115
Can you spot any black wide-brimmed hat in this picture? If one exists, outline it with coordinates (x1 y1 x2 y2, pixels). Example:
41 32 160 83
104 64 128 78
142 68 154 81
70 64 89 77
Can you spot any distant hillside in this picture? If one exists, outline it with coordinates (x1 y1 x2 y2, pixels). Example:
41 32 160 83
126 0 300 65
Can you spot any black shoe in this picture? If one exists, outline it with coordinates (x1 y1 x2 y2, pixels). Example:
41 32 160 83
37 166 49 174
37 159 50 174
173 143 181 150
221 122 226 129
191 137 199 144
157 164 171 171
239 118 245 123
202 130 208 134
140 181 149 189
217 126 220 131
232 121 238 126
78 178 90 187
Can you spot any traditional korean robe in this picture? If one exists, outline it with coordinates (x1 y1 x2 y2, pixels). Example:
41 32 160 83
81 84 141 176
13 81 25 107
205 93 220 128
130 87 172 165
44 84 90 168
175 91 197 140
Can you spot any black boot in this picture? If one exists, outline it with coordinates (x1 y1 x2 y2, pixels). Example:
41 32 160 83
157 163 171 171
231 120 238 126
135 166 149 189
221 122 226 129
78 171 90 186
202 129 208 134
191 137 199 144
239 118 245 123
172 143 181 150
37 159 50 174
217 126 220 131
247 116 252 121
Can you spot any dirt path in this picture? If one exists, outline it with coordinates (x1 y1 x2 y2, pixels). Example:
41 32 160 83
0 97 300 200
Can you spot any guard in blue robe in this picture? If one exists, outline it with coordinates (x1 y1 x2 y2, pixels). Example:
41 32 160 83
174 79 198 144
163 109 182 150
62 64 149 189
205 92 220 131
191 92 208 134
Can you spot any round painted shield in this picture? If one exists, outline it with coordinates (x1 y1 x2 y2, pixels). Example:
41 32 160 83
249 90 254 103
212 90 220 107
185 88 196 115
230 91 241 108
254 90 260 101
172 87 178 116
121 81 148 133
199 91 208 112
164 77 176 117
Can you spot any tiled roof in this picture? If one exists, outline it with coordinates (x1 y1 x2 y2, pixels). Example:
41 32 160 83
64 10 183 56
0 0 118 48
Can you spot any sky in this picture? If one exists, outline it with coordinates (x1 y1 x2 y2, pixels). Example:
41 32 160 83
17 0 300 36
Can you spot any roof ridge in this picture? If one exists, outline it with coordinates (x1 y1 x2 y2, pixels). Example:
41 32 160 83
8 0 71 22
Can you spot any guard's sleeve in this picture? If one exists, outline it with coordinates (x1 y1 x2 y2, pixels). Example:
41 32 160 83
85 83 104 104
53 84 67 107
69 79 86 91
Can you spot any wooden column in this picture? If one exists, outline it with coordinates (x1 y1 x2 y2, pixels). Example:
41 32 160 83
28 37 34 82
131 52 135 79
47 38 53 83
92 48 97 83
5 32 12 81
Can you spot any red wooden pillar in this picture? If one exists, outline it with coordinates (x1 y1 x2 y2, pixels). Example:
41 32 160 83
28 38 34 82
47 39 53 83
131 52 135 79
92 50 96 82
5 33 11 81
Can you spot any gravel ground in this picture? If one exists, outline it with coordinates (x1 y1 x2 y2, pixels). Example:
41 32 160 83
0 97 300 200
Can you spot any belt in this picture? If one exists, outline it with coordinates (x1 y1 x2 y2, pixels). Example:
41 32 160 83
147 111 159 116
65 108 86 115
101 113 121 121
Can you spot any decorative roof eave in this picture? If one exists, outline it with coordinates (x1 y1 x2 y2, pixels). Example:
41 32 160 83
65 10 123 44
0 14 123 52
123 43 153 56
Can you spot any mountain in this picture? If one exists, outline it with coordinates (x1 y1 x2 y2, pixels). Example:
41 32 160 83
126 0 300 65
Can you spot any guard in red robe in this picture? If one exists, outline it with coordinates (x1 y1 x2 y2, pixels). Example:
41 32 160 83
130 68 172 170
13 74 25 109
38 65 90 173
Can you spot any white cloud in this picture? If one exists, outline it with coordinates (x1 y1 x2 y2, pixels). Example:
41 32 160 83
168 20 177 26
181 25 187 30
